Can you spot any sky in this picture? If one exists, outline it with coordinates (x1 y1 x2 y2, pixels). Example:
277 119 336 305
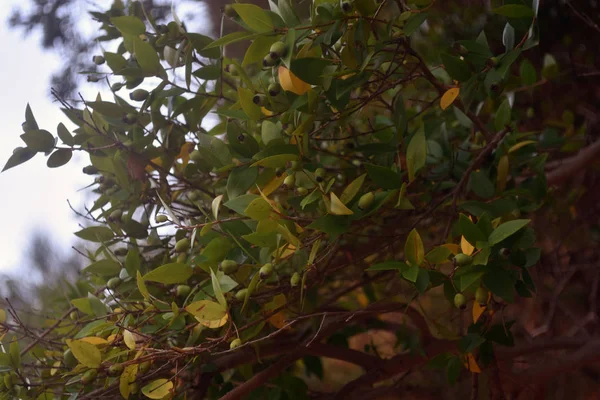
0 1 213 274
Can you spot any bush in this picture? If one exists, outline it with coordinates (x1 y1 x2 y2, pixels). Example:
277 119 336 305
0 0 566 399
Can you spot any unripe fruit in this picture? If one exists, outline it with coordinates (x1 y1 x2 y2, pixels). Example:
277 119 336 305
253 94 267 106
475 287 489 306
63 349 77 368
81 369 97 385
263 53 278 67
129 89 149 102
107 277 122 290
290 161 301 171
259 263 273 280
230 338 242 349
93 55 106 65
358 192 375 210
107 364 124 377
499 248 510 258
224 4 237 18
130 382 139 394
269 42 287 60
175 238 190 253
454 253 473 266
290 272 300 287
138 361 151 374
225 63 239 76
235 288 248 301
87 75 101 83
341 0 353 13
188 191 199 201
296 187 308 196
220 260 238 274
454 293 467 310
111 82 124 92
190 150 202 163
115 248 128 256
70 311 78 321
268 82 281 97
156 214 168 223
314 168 326 182
275 167 285 177
122 113 137 124
109 209 122 222
176 285 191 297
176 252 187 264
82 165 99 175
283 175 296 189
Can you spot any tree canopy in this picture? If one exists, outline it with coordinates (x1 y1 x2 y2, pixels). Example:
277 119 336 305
2 0 600 399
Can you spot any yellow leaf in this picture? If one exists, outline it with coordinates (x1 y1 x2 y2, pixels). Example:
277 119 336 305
461 236 474 256
278 66 310 95
120 364 138 399
268 311 288 329
329 192 354 215
440 88 460 110
177 142 195 167
261 106 273 116
0 309 5 324
508 140 537 153
123 330 137 350
79 337 108 346
465 353 481 373
51 360 61 376
142 379 174 399
185 300 228 329
107 334 117 344
496 155 509 193
472 301 486 323
137 271 150 300
442 243 461 255
261 173 286 197
66 339 101 368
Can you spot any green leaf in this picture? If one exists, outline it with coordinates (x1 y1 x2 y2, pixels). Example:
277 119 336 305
402 264 420 283
278 0 300 26
404 12 428 36
340 173 366 204
493 5 534 18
495 98 511 131
520 59 537 86
469 171 494 199
9 339 20 369
20 130 55 153
414 269 430 293
238 87 262 120
83 259 121 276
122 219 148 239
203 31 258 50
224 194 260 215
307 215 350 237
365 261 408 271
393 94 407 138
440 53 471 82
251 154 298 168
243 36 279 66
46 149 72 168
143 263 193 284
405 229 424 266
87 293 108 317
406 129 427 182
261 120 282 145
74 226 115 242
67 339 101 368
193 65 221 80
137 271 150 300
290 58 334 85
187 33 221 59
71 298 93 315
57 123 74 146
488 219 530 246
459 214 486 246
133 36 163 76
242 231 278 247
426 246 452 264
483 268 515 302
244 198 272 220
232 4 274 32
459 333 485 354
111 16 146 35
365 164 402 190
2 147 36 172
24 103 39 130
211 270 227 309
142 379 173 399
227 167 259 199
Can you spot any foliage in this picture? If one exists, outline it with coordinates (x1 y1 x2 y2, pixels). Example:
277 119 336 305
1 0 577 398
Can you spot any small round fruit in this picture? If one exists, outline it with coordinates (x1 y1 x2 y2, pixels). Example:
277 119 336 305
341 0 353 13
499 248 510 258
268 82 281 97
314 168 326 182
107 277 122 290
269 42 287 59
358 192 375 210
92 55 105 65
259 263 273 280
290 272 301 287
176 252 187 264
175 238 190 253
156 214 168 223
220 259 238 274
63 349 77 368
122 113 137 124
283 175 296 189
230 338 242 349
81 369 98 385
235 288 248 301
70 311 78 321
454 293 467 310
109 209 122 222
188 191 199 201
224 4 237 18
176 285 191 298
296 187 308 196
107 364 124 377
138 361 151 374
454 253 473 266
82 165 99 175
475 287 489 306
262 53 278 67
130 382 140 394
275 167 285 177
129 89 149 101
190 150 202 163
226 64 239 76
253 94 267 106
111 82 124 92
290 161 301 171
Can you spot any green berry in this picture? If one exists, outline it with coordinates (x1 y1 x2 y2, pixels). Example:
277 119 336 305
107 277 122 290
253 94 267 106
315 168 326 182
499 248 510 258
188 191 199 201
358 192 375 210
235 288 248 301
230 338 242 349
111 82 124 92
262 53 278 67
176 252 187 264
290 161 301 171
475 287 489 306
341 0 353 13
156 214 168 223
92 55 105 65
259 263 273 280
122 113 137 124
175 238 190 253
81 369 98 385
226 64 239 76
130 382 139 394
109 209 122 222
290 272 301 287
176 285 191 297
269 42 287 59
138 361 151 374
107 364 124 377
82 165 99 175
296 187 308 196
268 82 281 97
220 260 238 274
190 150 202 163
454 293 467 310
283 175 296 189
70 311 78 321
224 4 237 18
454 253 473 266
129 89 149 101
